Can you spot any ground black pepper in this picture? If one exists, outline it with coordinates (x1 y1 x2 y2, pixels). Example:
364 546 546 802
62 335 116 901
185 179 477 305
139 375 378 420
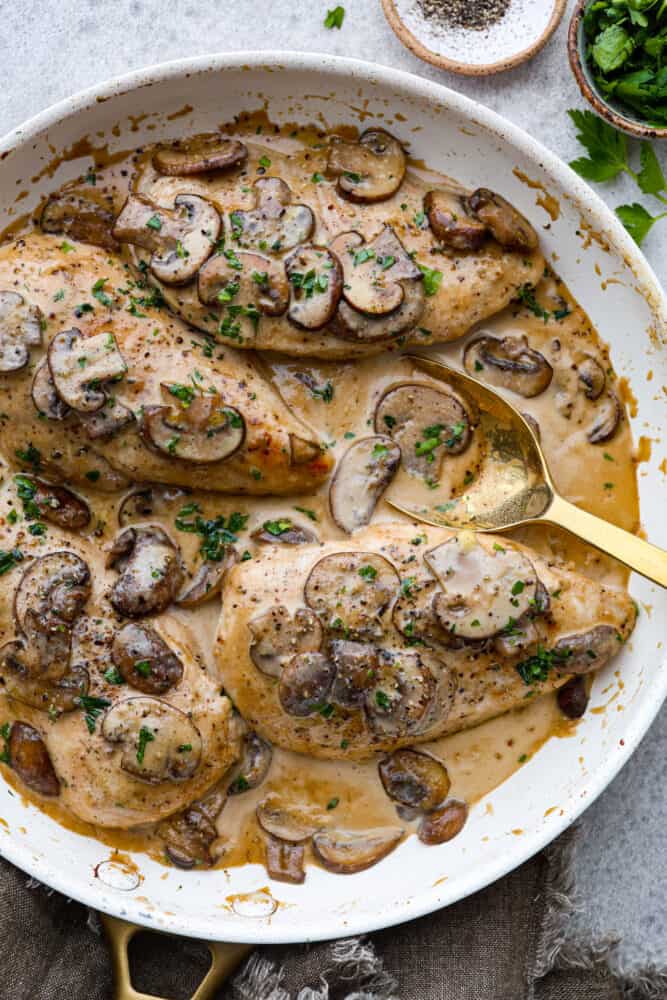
416 0 512 31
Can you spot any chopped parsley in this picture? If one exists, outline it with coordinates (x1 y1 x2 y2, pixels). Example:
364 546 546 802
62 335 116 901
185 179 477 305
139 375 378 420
294 506 318 521
324 5 345 28
77 694 111 734
375 690 391 710
136 725 155 764
359 564 378 581
0 548 23 576
15 444 41 470
146 214 162 231
175 506 248 561
516 645 572 685
92 277 113 308
103 667 126 685
418 265 443 297
134 660 152 677
326 797 340 810
289 268 329 297
262 518 293 536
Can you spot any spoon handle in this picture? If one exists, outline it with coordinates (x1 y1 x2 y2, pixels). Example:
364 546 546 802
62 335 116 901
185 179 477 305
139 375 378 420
544 494 667 588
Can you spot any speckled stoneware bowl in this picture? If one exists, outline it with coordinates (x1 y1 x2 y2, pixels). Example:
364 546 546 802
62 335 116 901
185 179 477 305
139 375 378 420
0 52 665 950
569 0 667 140
382 0 567 75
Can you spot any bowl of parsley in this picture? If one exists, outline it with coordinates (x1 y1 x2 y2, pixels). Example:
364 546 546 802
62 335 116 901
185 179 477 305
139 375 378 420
569 0 667 138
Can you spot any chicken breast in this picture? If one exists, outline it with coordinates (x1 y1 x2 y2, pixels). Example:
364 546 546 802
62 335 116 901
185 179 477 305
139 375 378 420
0 234 331 494
216 522 637 760
0 481 240 828
114 135 545 359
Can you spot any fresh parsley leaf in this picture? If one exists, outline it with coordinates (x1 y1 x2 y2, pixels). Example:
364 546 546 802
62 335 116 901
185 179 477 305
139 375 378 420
637 142 667 195
136 725 155 764
324 5 345 29
615 202 658 244
567 109 628 182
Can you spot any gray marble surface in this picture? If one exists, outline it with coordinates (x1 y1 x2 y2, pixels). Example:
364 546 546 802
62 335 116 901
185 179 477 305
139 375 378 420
0 0 665 974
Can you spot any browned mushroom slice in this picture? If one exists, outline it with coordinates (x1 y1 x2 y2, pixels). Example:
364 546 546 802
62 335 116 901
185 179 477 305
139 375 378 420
588 393 621 444
313 827 403 873
107 525 184 617
329 435 400 535
248 605 322 678
48 329 127 413
285 245 343 330
40 191 119 251
552 624 621 675
198 250 289 343
278 652 336 717
14 551 91 637
379 749 450 812
79 397 134 440
365 648 437 736
329 639 378 706
266 835 306 885
426 535 538 640
304 552 400 639
256 796 321 842
327 129 406 203
31 360 71 420
117 485 189 527
557 676 589 718
111 622 183 694
252 518 316 545
153 138 248 175
0 649 88 715
161 788 226 869
227 731 272 795
0 291 42 372
101 696 202 783
464 334 552 398
13 476 90 531
330 226 421 317
493 619 539 659
577 355 606 400
466 188 538 252
418 799 468 845
392 577 461 649
230 178 314 254
423 190 488 251
331 281 425 342
374 383 473 478
177 546 238 607
142 384 245 463
113 193 220 284
7 722 60 796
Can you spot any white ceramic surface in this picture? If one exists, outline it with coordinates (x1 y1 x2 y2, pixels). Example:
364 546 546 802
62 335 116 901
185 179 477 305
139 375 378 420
0 52 664 945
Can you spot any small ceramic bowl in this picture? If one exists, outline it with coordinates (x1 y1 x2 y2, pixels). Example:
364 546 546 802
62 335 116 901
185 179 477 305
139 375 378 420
568 0 667 140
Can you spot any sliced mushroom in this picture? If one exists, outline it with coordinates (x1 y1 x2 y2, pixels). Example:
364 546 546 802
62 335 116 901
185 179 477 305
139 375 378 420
7 722 60 796
117 485 188 527
177 546 237 607
230 178 314 253
161 788 226 869
251 519 315 545
418 799 468 845
365 648 437 736
113 193 220 284
493 619 539 659
329 639 378 707
198 250 289 343
111 622 183 694
15 609 73 683
248 605 322 678
265 835 305 884
588 393 621 445
256 796 320 842
13 476 90 531
153 137 248 175
285 244 343 330
41 191 119 251
426 535 538 640
557 676 589 719
329 435 400 535
379 749 450 812
577 356 606 401
14 552 91 637
0 647 88 715
374 382 473 478
48 329 127 413
330 226 422 320
552 624 621 675
31 360 71 420
227 731 272 795
313 827 403 873
423 190 488 251
331 280 425 342
392 577 461 649
101 696 202 783
278 651 336 717
327 129 406 203
466 189 538 252
304 552 400 640
79 397 134 440
0 291 42 372
107 526 184 618
464 335 552 398
141 384 245 464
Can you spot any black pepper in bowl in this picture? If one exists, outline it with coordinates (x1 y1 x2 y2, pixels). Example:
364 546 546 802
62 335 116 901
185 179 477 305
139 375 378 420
417 0 512 31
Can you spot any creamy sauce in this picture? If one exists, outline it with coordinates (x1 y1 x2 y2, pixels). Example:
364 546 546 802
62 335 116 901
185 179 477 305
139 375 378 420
0 116 639 875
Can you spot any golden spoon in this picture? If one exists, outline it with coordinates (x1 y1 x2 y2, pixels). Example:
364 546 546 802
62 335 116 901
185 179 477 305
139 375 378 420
385 354 667 588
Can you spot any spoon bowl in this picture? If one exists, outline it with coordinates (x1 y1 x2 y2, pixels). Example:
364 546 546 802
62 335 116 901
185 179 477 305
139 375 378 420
387 355 667 588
